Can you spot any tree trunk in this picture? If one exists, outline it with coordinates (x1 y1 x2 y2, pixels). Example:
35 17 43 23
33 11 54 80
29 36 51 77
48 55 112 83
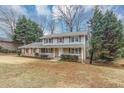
90 49 94 64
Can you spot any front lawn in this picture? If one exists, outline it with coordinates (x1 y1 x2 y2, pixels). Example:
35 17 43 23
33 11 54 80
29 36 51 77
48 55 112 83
0 55 124 87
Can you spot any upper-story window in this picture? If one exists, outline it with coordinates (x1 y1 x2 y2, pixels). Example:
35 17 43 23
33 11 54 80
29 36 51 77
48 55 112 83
44 38 53 43
70 37 75 42
70 36 81 43
44 39 48 43
57 38 63 43
49 38 53 43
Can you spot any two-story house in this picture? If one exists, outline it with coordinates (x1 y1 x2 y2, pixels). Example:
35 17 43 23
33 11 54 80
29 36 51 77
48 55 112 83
18 31 89 61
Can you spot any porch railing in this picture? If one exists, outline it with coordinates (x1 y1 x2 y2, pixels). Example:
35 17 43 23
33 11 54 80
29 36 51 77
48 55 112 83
39 53 54 58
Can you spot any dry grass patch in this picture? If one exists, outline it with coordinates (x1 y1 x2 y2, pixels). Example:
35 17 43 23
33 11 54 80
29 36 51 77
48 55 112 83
0 55 124 87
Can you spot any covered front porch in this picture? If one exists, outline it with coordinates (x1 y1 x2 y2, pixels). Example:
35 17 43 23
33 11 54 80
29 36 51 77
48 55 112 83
21 47 86 60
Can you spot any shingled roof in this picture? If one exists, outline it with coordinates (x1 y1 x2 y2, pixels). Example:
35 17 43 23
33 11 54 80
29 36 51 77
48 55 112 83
0 37 13 42
40 31 88 39
18 42 43 49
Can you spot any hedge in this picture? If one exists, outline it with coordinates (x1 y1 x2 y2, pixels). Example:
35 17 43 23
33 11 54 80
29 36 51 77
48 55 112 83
60 54 79 62
35 53 39 57
40 54 48 59
0 46 16 53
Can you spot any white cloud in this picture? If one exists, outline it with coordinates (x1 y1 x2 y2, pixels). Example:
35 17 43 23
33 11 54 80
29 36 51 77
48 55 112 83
99 5 114 13
10 5 28 16
116 13 123 20
83 5 95 12
35 5 50 16
82 5 115 13
81 5 115 13
0 5 28 16
0 5 28 38
99 6 123 20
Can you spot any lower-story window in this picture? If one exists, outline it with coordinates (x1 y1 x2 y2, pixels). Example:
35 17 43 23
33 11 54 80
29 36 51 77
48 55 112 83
33 49 36 53
46 48 53 53
26 49 29 54
41 48 53 53
69 48 80 54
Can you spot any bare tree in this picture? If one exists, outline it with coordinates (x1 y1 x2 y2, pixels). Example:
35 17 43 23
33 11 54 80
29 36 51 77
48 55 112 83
48 19 55 34
39 16 49 34
74 6 85 31
53 5 84 32
0 7 18 37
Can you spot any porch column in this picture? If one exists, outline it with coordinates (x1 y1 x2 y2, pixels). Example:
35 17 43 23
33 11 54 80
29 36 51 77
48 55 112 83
81 48 84 61
22 49 24 54
24 49 26 55
83 35 86 60
58 48 63 56
30 48 32 56
38 48 40 53
81 47 86 61
83 46 86 60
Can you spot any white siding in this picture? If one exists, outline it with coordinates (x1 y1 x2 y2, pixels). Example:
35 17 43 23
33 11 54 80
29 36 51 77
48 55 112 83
36 49 39 53
53 38 57 44
81 36 84 42
64 37 69 44
41 35 86 45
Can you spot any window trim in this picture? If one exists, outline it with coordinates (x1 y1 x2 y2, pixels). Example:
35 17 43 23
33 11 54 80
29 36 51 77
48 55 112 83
57 37 63 43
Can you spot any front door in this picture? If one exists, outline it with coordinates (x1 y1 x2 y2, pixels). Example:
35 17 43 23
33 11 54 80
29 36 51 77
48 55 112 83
55 48 59 57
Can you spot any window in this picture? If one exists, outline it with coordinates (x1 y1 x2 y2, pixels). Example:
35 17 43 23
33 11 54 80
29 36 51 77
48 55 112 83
69 48 79 54
44 48 53 53
44 38 53 43
49 38 53 43
70 37 74 42
26 49 29 53
70 36 81 43
33 49 36 53
41 48 45 53
58 38 63 43
40 39 42 42
75 37 79 42
45 39 48 43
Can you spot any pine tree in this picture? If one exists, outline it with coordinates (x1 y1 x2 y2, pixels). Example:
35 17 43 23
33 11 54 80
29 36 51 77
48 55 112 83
100 11 123 61
89 7 124 63
88 6 104 64
13 16 43 45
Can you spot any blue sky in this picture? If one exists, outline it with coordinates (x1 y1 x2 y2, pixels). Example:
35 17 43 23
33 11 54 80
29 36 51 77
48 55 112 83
0 5 124 39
